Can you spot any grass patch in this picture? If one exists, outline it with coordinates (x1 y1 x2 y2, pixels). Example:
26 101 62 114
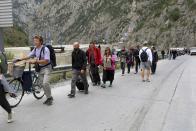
3 25 28 47
187 0 196 11
5 52 14 60
168 8 181 22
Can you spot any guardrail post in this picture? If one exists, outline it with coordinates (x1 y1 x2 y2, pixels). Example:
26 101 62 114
63 71 67 80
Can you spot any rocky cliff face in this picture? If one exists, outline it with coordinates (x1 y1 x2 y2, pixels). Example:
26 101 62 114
12 0 196 48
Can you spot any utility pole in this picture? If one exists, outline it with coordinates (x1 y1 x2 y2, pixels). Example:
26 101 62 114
0 29 4 52
0 0 13 52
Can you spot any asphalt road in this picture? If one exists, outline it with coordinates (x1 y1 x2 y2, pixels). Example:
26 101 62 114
0 55 196 131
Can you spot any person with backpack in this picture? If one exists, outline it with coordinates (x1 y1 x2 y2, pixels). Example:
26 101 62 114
126 48 134 74
139 42 152 82
68 42 89 98
119 46 128 76
133 45 141 74
101 47 115 88
86 41 102 86
151 46 159 74
19 35 55 105
0 52 15 123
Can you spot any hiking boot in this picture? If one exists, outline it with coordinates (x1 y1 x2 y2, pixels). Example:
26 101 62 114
68 94 75 98
7 113 13 123
101 84 106 88
43 97 53 105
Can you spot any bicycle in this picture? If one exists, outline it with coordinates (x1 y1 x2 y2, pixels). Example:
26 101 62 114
6 60 45 108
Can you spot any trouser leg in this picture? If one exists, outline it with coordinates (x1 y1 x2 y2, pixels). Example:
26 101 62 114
0 87 11 114
94 65 101 83
89 65 95 83
121 62 125 74
39 69 52 99
136 60 141 72
127 64 131 73
71 70 79 95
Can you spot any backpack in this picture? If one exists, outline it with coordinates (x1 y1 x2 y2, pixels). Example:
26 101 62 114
44 45 57 68
0 52 8 74
140 48 148 62
35 45 57 68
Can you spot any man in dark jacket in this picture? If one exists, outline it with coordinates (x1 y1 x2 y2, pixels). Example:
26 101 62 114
133 45 140 74
68 42 89 98
151 46 159 74
119 46 128 76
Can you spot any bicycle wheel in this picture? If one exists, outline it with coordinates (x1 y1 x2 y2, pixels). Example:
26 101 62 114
6 79 24 108
33 84 44 99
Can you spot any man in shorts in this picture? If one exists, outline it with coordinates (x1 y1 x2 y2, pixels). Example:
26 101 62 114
139 42 152 82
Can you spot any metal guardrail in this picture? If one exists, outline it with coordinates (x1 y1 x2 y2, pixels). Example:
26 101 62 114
5 64 73 81
30 46 65 53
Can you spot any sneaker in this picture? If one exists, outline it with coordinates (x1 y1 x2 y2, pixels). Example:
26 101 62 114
84 91 88 94
109 84 112 87
92 83 97 86
97 82 101 86
142 80 145 82
146 79 150 82
134 72 138 74
7 113 13 123
43 97 53 105
101 84 106 88
68 94 75 98
9 93 17 98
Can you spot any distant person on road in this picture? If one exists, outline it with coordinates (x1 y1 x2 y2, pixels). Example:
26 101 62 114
19 35 53 105
86 41 102 86
139 42 152 82
68 42 89 98
151 46 159 74
0 52 15 123
101 47 116 88
172 49 177 60
161 50 165 59
126 48 134 74
119 46 127 76
133 45 141 74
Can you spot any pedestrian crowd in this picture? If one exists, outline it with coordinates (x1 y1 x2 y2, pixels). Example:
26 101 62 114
1 35 181 123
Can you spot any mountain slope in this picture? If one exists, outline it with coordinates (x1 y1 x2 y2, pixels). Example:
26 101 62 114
12 0 196 48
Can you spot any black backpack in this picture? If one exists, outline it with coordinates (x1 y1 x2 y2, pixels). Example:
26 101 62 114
35 45 57 68
43 45 57 68
140 48 148 62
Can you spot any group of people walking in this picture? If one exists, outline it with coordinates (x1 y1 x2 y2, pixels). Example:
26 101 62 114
68 41 116 98
69 41 160 98
0 35 160 123
118 43 159 81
